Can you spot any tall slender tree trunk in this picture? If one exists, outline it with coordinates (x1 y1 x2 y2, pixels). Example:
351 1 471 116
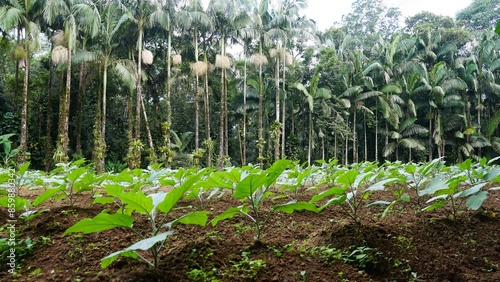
57 42 72 162
364 113 367 162
141 96 156 161
165 22 172 167
204 53 211 167
281 52 287 158
218 67 225 169
135 26 144 141
75 64 85 156
352 110 357 163
195 74 199 151
45 55 55 171
19 45 29 164
242 52 247 166
274 53 280 161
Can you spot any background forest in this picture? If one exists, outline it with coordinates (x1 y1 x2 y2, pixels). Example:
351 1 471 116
0 0 499 172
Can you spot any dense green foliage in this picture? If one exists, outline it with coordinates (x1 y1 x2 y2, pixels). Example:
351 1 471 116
0 0 499 170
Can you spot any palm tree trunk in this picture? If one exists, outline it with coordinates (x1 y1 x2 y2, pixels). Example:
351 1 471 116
364 112 367 162
141 95 156 162
281 52 287 158
258 61 263 168
135 26 143 141
75 64 85 156
166 22 172 167
274 54 280 161
45 55 54 171
242 48 247 165
195 74 199 151
219 67 225 169
204 54 211 167
19 45 29 164
353 110 357 163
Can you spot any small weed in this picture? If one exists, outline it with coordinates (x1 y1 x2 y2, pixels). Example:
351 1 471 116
267 245 282 258
310 246 342 265
230 252 266 280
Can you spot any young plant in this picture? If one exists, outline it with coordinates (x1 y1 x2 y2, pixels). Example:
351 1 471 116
280 162 320 200
419 163 500 220
403 158 446 208
211 160 318 242
312 162 399 227
33 159 104 207
0 133 19 167
64 169 210 268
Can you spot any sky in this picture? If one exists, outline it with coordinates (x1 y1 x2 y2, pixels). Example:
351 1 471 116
305 0 473 31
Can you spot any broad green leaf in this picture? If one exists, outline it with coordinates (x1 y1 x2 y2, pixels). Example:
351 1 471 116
159 178 176 187
67 167 87 182
211 206 249 226
108 170 134 183
459 183 488 197
166 211 208 228
365 178 399 192
120 191 153 215
422 199 445 212
0 173 9 184
198 174 233 189
17 162 30 177
273 201 318 214
466 191 488 210
104 184 124 197
233 174 266 199
64 213 133 235
92 197 115 205
101 231 173 268
337 170 359 187
158 169 206 214
405 164 416 174
366 200 392 207
483 167 500 182
101 250 138 269
496 20 500 35
0 196 30 211
426 194 448 203
264 159 291 188
32 187 64 207
311 187 346 202
319 194 347 210
418 179 448 196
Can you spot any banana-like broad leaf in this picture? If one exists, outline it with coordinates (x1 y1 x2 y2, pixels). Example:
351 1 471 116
63 213 133 235
483 167 500 182
101 231 173 268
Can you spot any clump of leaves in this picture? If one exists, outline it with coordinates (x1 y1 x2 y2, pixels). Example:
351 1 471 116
64 169 210 268
211 160 318 242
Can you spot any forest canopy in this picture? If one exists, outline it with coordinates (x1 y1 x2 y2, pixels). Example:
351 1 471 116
0 0 499 172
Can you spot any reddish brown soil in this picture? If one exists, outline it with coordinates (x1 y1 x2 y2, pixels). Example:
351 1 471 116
1 184 500 282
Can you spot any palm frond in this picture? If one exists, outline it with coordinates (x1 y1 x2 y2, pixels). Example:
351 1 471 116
382 142 397 157
381 83 402 94
400 138 426 150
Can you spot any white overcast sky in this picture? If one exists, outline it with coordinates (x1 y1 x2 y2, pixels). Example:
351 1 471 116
305 0 473 30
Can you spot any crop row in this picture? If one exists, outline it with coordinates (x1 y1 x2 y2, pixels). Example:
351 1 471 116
1 157 500 269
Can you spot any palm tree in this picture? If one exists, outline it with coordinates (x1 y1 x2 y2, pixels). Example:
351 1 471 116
89 0 130 173
44 0 100 162
383 117 428 161
295 75 334 165
177 0 213 154
0 0 42 163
